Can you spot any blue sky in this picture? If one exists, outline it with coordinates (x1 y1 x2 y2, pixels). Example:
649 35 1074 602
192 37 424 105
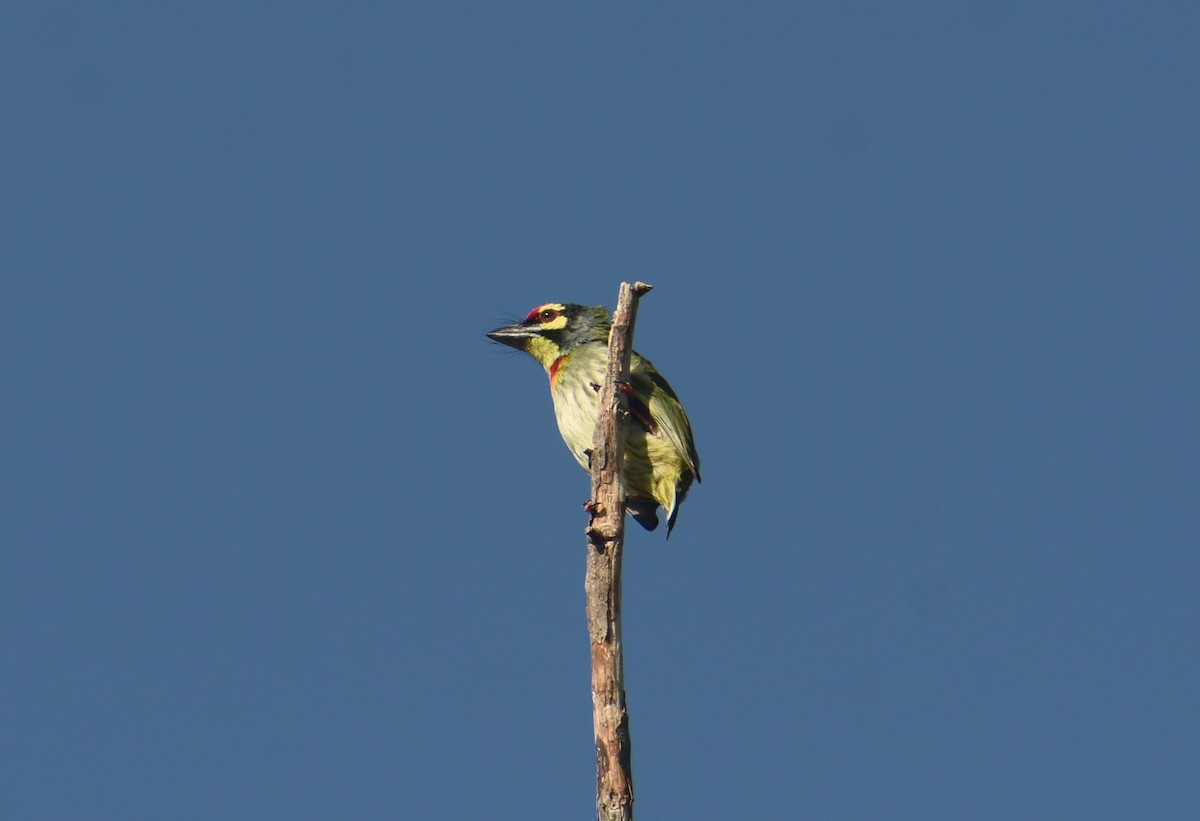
3 2 1197 818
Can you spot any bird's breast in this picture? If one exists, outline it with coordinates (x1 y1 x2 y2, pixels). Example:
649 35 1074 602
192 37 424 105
549 354 606 469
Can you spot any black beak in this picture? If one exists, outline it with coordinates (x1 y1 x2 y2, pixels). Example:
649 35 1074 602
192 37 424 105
487 323 539 349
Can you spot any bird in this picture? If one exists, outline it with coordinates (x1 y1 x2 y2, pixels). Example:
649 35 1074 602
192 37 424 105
488 302 700 536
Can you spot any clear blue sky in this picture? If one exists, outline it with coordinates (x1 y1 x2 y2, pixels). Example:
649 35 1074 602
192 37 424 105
4 2 1197 819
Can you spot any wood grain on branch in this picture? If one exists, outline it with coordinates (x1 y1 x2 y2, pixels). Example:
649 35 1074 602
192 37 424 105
585 280 652 821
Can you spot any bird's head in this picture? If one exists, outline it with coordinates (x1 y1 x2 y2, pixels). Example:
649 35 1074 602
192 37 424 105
487 303 611 370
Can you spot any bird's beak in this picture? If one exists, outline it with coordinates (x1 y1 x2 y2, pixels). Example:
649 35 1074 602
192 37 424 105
487 323 539 349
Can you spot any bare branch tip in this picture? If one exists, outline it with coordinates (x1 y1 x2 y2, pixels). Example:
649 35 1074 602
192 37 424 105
630 281 653 295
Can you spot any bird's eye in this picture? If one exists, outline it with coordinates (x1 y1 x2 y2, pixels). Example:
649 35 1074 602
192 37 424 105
540 309 557 321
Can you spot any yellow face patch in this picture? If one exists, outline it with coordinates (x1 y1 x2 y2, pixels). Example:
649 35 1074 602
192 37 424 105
524 336 561 370
526 302 568 332
511 302 571 369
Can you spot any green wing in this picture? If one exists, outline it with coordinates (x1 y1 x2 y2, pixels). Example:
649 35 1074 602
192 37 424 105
629 353 701 482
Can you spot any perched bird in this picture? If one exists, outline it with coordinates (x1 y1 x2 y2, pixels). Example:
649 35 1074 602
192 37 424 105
488 302 701 535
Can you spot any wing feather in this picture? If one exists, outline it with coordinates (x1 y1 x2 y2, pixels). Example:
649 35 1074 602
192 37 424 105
629 353 701 481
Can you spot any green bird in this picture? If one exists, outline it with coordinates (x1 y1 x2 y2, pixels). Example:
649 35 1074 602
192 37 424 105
488 302 701 535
